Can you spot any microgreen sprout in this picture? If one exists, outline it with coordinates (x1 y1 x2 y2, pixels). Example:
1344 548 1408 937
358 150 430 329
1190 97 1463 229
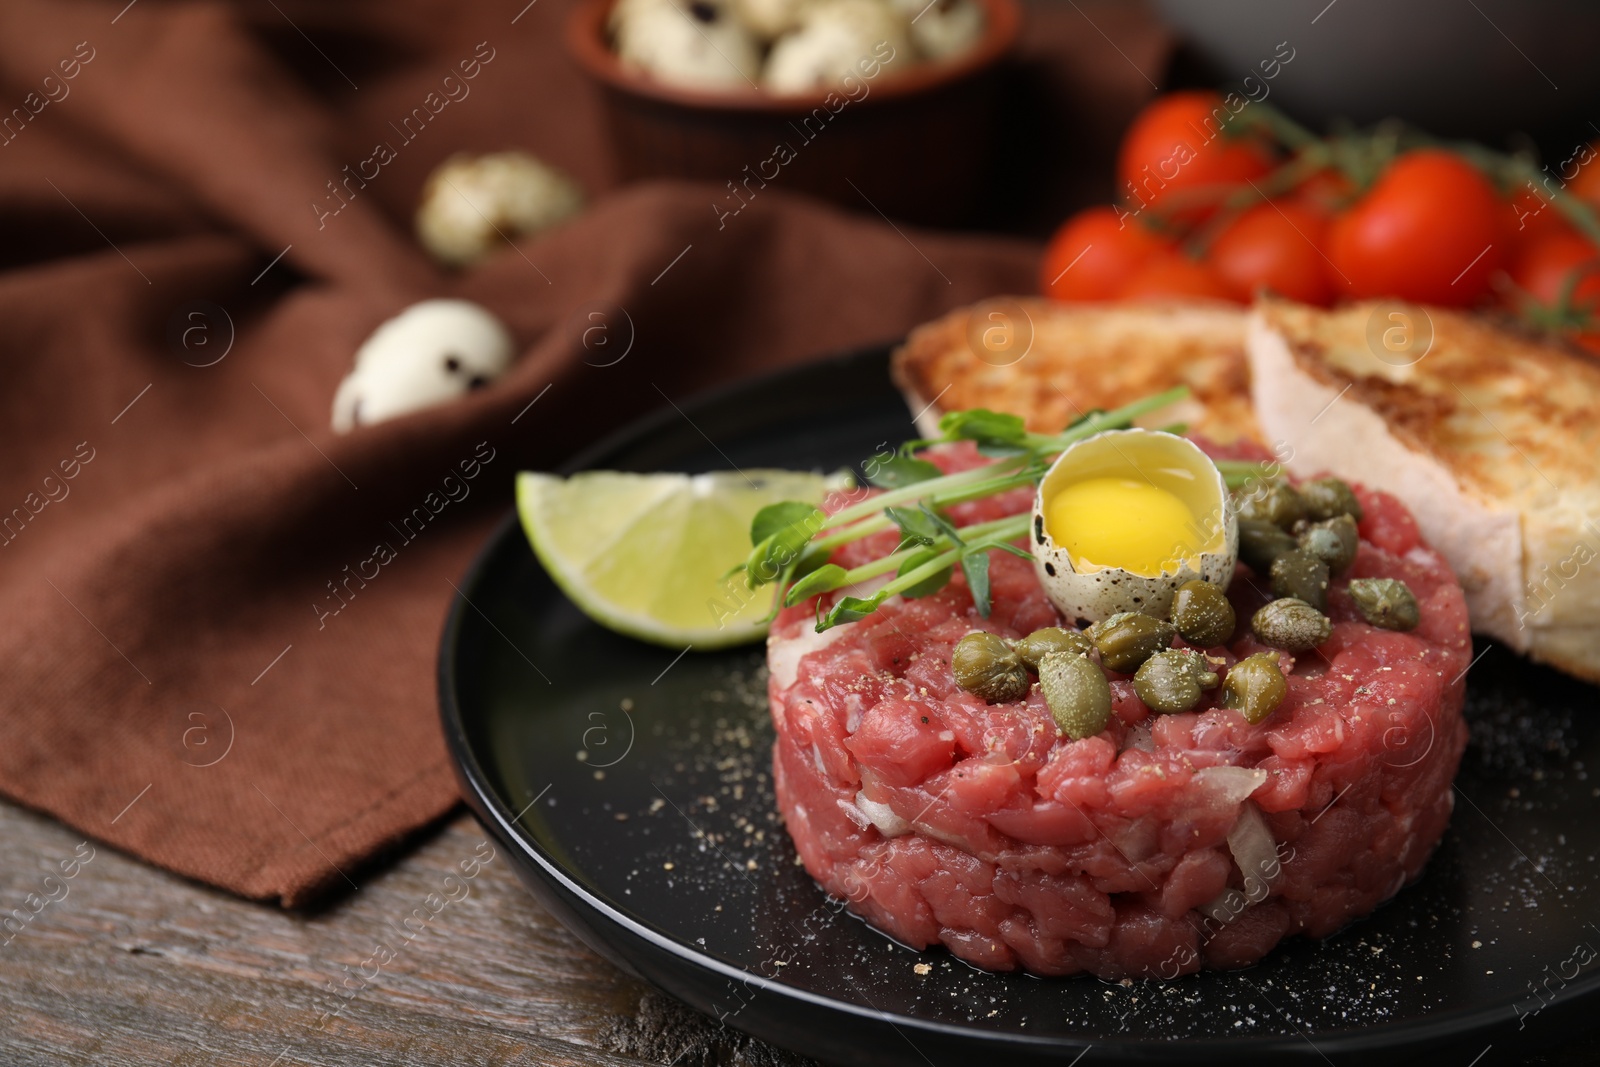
734 386 1221 632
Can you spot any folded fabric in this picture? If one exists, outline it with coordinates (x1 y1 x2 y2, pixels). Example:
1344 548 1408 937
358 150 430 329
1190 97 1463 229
0 0 1160 905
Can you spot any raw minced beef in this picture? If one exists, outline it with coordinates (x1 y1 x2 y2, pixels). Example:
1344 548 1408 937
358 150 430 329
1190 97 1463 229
766 443 1470 978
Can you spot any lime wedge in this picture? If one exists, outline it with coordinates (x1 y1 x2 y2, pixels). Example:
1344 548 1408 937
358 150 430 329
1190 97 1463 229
515 468 848 649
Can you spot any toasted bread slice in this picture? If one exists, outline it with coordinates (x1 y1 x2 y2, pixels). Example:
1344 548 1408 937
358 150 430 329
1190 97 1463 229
1247 299 1600 683
891 299 1258 444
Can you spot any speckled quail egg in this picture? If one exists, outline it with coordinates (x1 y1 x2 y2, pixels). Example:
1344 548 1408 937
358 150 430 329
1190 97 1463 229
416 151 583 270
1031 429 1238 624
331 299 513 433
763 0 911 93
611 0 762 91
886 0 983 61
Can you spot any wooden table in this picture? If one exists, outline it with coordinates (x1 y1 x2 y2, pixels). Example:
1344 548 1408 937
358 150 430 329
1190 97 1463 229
2 801 810 1067
5 794 1592 1066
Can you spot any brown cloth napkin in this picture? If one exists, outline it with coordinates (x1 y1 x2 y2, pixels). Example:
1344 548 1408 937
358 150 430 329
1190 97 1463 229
0 0 1166 905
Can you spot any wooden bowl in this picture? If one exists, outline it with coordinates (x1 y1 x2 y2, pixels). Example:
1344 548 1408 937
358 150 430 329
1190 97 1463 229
565 0 1022 227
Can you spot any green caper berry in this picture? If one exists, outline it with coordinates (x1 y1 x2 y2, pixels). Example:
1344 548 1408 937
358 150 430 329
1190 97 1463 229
1133 649 1220 714
1347 577 1421 631
1221 652 1288 725
1300 477 1364 523
1270 549 1330 611
1236 480 1307 530
1013 626 1092 670
1238 519 1298 575
1296 514 1359 576
1038 651 1112 740
1089 612 1178 673
951 632 1030 704
1170 579 1236 647
1251 597 1332 652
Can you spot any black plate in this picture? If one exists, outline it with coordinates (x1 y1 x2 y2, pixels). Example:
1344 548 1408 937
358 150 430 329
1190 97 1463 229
439 347 1600 1065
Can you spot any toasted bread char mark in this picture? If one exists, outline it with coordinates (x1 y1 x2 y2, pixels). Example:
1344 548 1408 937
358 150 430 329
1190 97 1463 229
891 299 1259 445
1247 311 1527 650
1248 299 1600 683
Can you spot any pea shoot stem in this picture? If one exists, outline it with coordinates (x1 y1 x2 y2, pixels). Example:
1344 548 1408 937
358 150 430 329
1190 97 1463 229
823 386 1189 534
837 514 1031 586
1213 459 1277 489
822 459 1027 530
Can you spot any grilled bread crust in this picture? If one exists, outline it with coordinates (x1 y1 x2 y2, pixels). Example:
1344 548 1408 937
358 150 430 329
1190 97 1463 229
891 299 1258 444
1248 299 1600 683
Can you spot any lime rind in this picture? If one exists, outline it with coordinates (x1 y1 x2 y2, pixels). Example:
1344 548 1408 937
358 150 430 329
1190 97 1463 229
515 468 848 649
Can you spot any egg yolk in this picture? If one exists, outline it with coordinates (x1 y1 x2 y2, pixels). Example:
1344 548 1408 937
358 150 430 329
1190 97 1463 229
1046 477 1203 574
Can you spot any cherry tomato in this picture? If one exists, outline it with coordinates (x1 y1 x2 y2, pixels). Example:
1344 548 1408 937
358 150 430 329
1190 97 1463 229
1506 230 1600 353
1118 253 1242 304
1508 229 1600 307
1287 169 1354 215
1504 182 1569 249
1562 140 1600 206
1326 150 1504 306
1041 206 1167 302
1207 201 1334 305
1116 91 1275 227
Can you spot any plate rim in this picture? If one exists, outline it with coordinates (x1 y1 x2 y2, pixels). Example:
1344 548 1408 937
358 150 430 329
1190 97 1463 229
437 346 1600 1062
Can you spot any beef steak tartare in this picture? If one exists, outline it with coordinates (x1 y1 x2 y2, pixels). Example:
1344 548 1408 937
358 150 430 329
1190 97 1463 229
767 444 1470 978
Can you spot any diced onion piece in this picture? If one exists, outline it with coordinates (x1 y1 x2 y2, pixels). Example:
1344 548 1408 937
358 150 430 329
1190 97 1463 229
1193 765 1268 805
838 798 872 831
1199 800 1282 924
855 792 910 837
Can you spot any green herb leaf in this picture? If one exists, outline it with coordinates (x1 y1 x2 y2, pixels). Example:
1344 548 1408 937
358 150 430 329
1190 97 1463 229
865 452 943 489
789 542 832 581
896 548 952 598
884 506 943 547
784 564 850 606
919 502 964 545
820 593 886 630
751 501 824 546
938 409 1028 449
961 548 992 617
745 503 825 589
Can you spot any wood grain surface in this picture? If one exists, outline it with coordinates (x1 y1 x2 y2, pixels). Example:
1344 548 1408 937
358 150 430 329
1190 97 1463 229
3 795 1592 1066
0 801 811 1067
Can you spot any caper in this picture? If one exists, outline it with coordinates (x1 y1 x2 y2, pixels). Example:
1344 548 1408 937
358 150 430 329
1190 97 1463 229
1348 577 1421 631
1133 648 1220 714
1170 579 1236 647
1235 480 1307 530
1038 651 1112 740
1251 597 1332 652
1296 514 1359 576
951 632 1029 703
1270 549 1330 611
1013 626 1092 669
1089 612 1177 673
1238 519 1297 575
1221 652 1288 725
1300 477 1364 523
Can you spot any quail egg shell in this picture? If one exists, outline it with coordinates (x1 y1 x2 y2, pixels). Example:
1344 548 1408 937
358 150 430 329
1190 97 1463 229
330 299 513 433
1031 428 1237 624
